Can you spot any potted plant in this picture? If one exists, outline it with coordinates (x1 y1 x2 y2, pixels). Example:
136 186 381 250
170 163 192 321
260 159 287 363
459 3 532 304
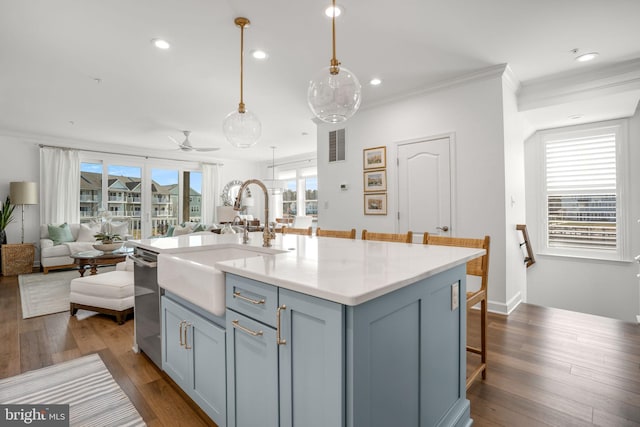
93 232 122 244
0 196 15 245
93 232 123 252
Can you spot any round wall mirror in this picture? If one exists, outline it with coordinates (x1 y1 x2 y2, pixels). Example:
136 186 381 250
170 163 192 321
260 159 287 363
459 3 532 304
221 180 252 206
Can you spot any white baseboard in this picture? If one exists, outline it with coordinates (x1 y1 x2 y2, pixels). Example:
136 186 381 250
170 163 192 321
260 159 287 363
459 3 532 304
487 291 522 316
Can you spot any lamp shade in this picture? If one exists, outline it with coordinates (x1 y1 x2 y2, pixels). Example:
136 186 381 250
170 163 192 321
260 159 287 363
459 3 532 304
9 182 38 205
242 195 255 207
216 206 237 223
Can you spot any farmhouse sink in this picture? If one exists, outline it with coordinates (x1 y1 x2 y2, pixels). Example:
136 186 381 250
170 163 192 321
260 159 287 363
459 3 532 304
157 246 284 316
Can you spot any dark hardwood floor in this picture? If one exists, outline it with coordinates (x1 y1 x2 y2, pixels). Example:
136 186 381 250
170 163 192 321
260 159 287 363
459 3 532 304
0 272 216 427
2 272 639 426
467 304 640 426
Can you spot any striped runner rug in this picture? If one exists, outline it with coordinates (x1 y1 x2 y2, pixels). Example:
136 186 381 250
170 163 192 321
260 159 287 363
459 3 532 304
0 353 146 426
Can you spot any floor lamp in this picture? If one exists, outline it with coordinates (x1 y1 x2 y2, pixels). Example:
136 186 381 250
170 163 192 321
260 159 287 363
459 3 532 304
9 181 38 244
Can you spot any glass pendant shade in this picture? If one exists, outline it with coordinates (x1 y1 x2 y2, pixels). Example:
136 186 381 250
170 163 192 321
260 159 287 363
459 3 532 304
223 109 261 148
224 17 261 148
308 65 362 123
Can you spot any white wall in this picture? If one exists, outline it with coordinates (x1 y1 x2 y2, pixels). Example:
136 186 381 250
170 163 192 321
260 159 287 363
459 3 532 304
0 136 40 247
524 108 640 322
502 76 529 311
316 67 526 314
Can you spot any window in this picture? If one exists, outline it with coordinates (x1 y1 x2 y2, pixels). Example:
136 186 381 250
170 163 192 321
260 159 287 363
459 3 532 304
305 176 318 217
184 171 202 222
282 179 297 217
80 162 102 220
540 121 628 260
80 154 203 239
151 169 178 237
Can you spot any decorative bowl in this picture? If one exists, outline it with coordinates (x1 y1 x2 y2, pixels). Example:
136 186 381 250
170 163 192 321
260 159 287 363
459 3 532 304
92 242 123 252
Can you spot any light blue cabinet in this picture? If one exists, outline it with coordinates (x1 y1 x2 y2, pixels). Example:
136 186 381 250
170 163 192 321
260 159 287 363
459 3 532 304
226 263 471 427
226 275 344 427
278 288 344 427
162 296 227 427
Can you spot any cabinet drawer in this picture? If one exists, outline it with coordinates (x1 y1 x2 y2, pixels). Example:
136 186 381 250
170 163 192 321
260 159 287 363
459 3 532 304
226 274 278 327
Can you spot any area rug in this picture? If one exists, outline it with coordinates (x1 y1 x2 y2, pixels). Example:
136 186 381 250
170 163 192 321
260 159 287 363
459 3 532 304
19 268 113 319
0 353 146 426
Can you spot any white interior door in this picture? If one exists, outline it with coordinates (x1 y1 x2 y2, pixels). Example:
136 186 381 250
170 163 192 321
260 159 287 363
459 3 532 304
397 137 452 240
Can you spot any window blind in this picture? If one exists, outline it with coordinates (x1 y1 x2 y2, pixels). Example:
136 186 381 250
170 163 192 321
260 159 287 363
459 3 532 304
545 133 617 250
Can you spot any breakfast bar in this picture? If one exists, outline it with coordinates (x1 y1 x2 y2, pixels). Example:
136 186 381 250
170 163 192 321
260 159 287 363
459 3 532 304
131 232 484 427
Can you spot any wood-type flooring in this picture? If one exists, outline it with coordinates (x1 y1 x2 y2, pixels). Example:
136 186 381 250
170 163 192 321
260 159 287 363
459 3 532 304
1 273 638 426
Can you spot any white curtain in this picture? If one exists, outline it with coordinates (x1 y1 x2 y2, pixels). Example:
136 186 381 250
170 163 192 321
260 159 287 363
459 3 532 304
40 147 80 224
200 163 220 225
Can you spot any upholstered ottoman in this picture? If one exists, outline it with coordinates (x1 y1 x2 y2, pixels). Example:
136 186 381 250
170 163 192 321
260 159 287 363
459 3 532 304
69 270 134 324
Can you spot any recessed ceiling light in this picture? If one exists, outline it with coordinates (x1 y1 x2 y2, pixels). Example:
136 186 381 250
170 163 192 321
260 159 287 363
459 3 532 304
575 52 598 62
325 5 343 17
251 49 268 60
369 78 382 86
152 38 170 50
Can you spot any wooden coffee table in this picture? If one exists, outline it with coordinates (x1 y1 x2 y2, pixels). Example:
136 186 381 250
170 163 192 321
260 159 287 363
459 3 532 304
71 250 130 277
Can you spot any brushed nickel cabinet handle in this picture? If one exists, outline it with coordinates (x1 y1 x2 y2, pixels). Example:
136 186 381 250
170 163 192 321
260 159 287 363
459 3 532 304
184 322 192 349
233 291 266 305
179 320 185 347
276 305 287 345
231 320 263 337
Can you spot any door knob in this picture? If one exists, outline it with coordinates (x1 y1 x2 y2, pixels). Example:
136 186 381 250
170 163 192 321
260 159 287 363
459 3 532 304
436 226 449 232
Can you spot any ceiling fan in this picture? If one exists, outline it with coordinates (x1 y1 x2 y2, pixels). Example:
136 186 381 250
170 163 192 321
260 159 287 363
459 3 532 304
168 130 220 152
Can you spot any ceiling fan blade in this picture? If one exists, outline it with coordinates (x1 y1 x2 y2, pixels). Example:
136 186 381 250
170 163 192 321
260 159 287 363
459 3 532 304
168 135 181 146
193 147 221 152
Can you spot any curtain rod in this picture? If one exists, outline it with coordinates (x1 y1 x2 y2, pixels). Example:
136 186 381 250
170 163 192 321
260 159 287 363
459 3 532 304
38 144 224 166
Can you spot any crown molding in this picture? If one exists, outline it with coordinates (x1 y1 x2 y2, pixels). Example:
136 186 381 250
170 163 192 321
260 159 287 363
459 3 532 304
362 64 510 111
518 58 640 111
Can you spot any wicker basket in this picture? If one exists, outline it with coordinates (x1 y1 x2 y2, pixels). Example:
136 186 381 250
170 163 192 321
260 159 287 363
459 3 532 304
1 243 35 276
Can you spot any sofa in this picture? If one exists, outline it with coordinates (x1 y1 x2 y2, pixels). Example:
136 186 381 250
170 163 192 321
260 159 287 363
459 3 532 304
40 222 129 273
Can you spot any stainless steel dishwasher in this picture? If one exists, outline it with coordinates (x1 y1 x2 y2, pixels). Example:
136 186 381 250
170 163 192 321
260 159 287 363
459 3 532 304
131 247 162 368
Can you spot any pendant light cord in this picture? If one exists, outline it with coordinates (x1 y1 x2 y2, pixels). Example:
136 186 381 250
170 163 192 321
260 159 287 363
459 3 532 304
235 18 249 113
330 0 340 74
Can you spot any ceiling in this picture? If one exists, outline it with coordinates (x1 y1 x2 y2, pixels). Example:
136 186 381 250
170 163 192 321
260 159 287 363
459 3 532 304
1 0 640 162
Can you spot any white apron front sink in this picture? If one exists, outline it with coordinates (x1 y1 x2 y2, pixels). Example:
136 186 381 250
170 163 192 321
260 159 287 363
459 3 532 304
158 246 283 316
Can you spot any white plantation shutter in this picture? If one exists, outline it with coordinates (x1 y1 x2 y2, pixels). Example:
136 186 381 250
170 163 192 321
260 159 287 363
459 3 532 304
544 130 617 251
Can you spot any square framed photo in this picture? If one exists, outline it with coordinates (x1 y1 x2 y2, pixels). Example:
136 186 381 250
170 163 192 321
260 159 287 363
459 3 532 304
364 193 387 215
363 170 387 192
363 146 387 170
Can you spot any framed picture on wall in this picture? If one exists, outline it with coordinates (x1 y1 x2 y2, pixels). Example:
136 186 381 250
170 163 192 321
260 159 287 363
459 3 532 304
364 193 387 215
363 146 387 170
363 170 387 192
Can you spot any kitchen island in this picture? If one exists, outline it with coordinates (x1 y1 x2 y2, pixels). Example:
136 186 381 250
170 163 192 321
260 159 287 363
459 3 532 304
131 232 483 427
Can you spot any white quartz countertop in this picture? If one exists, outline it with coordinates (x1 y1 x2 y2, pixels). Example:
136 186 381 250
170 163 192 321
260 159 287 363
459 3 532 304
130 232 485 306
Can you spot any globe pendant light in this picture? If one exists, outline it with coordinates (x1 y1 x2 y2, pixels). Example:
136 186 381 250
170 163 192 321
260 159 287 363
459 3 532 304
307 0 362 123
264 146 284 195
223 17 261 148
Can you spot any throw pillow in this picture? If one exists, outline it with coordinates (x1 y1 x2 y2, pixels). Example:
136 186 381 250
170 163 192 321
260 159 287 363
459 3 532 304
165 225 175 237
108 221 129 237
173 225 193 236
48 223 74 245
76 222 101 242
192 223 206 232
